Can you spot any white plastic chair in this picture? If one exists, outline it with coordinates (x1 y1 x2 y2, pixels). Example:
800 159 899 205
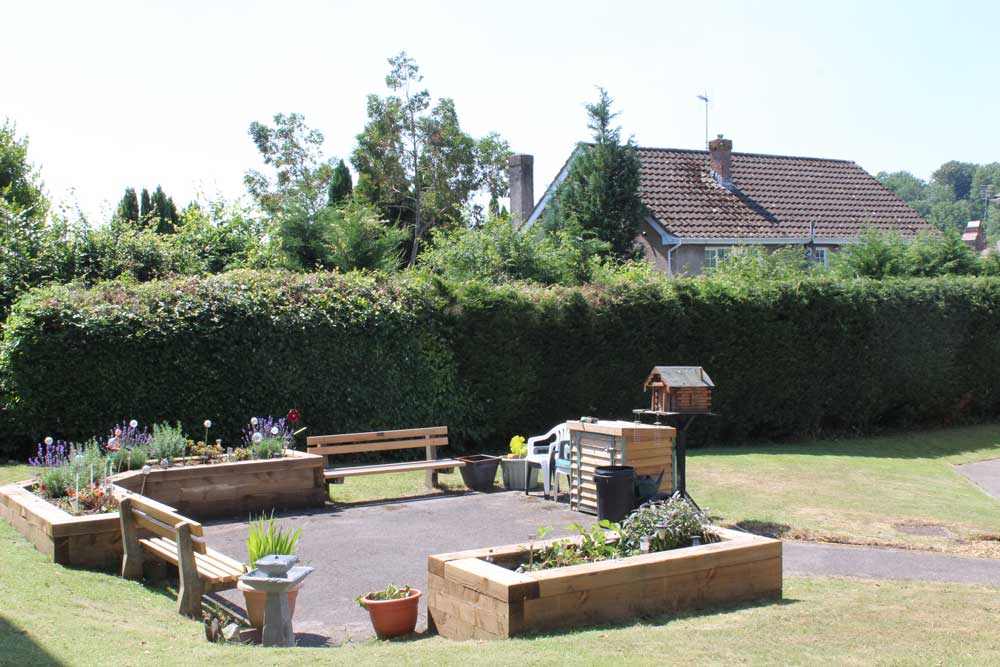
524 423 569 499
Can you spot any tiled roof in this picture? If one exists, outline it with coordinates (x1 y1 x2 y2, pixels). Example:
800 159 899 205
637 147 930 240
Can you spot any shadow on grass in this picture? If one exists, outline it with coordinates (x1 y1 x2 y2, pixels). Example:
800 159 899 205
0 616 67 667
688 422 1000 461
730 520 793 539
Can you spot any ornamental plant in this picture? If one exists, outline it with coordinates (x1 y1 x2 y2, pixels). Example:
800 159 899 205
618 495 710 552
357 583 413 605
148 422 188 462
507 435 527 459
246 511 301 568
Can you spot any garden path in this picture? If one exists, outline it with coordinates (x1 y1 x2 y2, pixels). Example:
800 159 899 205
956 458 1000 502
204 490 1000 645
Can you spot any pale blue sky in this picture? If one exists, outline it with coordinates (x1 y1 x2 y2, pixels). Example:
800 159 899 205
3 0 998 222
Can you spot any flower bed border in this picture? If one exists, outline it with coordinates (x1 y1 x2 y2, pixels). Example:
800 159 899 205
427 527 782 640
110 450 327 519
0 450 327 568
0 481 123 568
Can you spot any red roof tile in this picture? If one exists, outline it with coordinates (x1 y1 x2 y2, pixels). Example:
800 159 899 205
637 148 931 240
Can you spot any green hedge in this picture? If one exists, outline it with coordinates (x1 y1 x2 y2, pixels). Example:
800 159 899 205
3 271 1000 457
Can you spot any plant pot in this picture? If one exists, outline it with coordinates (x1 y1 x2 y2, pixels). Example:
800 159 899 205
456 454 501 491
360 589 422 639
500 458 542 491
238 580 302 629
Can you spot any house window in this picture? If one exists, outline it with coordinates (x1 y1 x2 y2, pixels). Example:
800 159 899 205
704 247 732 271
812 247 828 267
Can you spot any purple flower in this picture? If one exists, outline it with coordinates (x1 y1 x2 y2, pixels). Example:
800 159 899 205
241 416 292 447
29 439 72 468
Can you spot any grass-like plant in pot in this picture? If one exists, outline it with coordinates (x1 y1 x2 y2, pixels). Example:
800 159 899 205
239 512 304 629
357 583 421 639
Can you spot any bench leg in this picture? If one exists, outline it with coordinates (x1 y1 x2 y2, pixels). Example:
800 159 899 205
176 522 204 619
119 498 144 580
426 443 439 488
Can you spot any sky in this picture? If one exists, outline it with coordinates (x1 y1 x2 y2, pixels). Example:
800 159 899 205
3 0 1000 223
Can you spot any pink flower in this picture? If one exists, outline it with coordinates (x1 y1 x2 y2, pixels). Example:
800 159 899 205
287 409 301 424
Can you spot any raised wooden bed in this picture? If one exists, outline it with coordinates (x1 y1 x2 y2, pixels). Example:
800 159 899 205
427 527 782 640
0 450 328 567
0 481 122 568
111 450 327 519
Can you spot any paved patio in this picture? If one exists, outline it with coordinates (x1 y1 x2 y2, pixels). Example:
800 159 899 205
204 486 1000 646
204 490 583 645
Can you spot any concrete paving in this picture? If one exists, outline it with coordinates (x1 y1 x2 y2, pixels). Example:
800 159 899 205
204 490 1000 645
784 541 1000 585
957 458 1000 502
204 491 584 645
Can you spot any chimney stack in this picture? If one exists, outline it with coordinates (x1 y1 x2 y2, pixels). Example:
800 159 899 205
508 154 534 225
708 134 733 188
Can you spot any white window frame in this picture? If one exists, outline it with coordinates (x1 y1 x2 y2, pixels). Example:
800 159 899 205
704 247 732 271
812 247 829 267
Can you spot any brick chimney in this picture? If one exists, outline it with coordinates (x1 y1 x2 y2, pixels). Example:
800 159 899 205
508 154 534 225
708 134 733 188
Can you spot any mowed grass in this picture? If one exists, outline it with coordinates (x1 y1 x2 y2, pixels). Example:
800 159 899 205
1 515 998 667
689 423 1000 556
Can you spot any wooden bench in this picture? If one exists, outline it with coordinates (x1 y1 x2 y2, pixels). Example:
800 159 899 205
306 426 464 489
119 494 246 618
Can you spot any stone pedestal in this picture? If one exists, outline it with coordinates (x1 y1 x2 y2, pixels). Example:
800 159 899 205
239 555 314 647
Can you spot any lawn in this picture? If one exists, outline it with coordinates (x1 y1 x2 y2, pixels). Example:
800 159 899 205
689 423 1000 557
1 514 997 667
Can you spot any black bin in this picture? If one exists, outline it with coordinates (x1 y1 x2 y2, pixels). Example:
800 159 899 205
594 465 635 523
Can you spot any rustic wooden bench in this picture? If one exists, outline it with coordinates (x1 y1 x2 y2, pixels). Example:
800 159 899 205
119 494 246 618
306 426 464 489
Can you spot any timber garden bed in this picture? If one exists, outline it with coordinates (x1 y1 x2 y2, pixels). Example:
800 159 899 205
0 450 326 567
427 527 782 640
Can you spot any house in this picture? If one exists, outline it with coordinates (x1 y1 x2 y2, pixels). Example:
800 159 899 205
510 136 932 276
962 220 987 254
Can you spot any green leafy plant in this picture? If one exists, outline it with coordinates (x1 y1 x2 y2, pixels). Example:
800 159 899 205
520 520 625 571
245 511 302 568
231 447 252 462
107 446 147 472
149 422 188 461
619 495 710 553
251 438 284 460
508 435 527 459
188 440 223 461
357 583 413 606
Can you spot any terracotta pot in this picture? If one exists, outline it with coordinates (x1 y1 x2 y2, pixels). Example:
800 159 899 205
360 588 422 639
238 580 302 629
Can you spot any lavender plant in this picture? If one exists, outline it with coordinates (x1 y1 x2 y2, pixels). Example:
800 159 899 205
242 416 293 459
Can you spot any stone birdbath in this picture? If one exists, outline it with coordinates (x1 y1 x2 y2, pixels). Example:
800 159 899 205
239 554 314 647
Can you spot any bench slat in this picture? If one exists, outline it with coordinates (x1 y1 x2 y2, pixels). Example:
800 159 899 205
141 537 243 583
306 426 447 447
309 436 448 456
325 458 465 480
205 547 247 573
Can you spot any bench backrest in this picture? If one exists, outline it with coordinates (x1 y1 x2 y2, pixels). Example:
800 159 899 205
121 494 207 554
307 426 448 458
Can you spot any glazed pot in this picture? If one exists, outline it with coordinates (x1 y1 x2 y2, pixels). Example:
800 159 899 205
238 580 302 629
360 588 422 639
